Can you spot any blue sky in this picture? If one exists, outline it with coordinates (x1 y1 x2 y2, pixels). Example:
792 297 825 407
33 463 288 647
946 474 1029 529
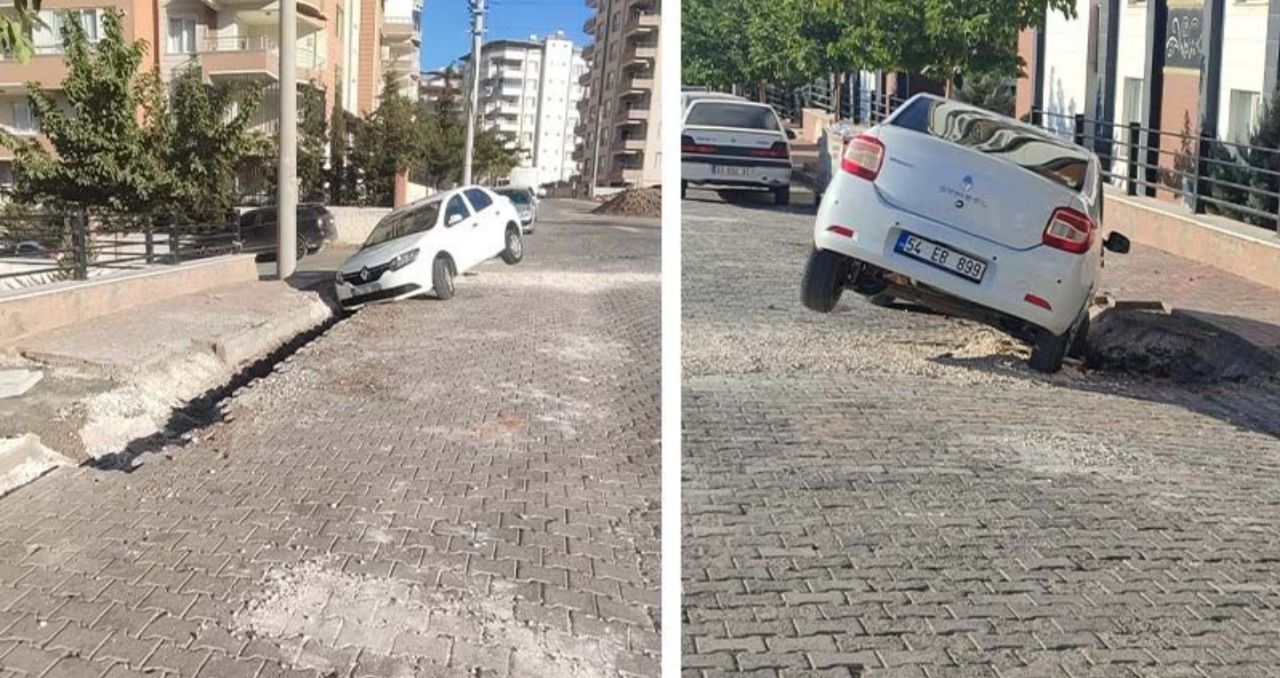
419 0 593 71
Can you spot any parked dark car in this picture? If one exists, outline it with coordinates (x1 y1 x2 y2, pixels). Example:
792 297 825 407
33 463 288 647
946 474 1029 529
236 203 337 259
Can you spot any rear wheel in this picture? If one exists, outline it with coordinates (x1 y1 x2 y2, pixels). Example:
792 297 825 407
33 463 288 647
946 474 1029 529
500 225 524 264
1029 326 1071 373
681 181 688 199
433 255 456 300
774 185 791 206
1067 313 1091 359
800 248 851 313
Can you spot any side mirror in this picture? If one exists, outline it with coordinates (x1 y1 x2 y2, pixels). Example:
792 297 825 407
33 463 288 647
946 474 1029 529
1104 231 1130 254
447 213 463 226
785 128 797 140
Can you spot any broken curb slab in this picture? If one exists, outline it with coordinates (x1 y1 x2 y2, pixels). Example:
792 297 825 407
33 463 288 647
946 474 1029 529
0 434 72 497
0 369 42 398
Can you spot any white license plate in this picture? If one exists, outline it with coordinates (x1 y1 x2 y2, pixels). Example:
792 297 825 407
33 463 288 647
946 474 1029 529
894 232 987 283
710 165 749 177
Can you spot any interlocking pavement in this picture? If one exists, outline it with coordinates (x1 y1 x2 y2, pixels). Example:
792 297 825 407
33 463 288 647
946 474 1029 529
681 188 1280 678
0 201 660 677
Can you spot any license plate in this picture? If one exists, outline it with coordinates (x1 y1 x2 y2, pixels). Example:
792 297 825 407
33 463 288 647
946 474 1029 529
710 165 749 177
894 232 987 283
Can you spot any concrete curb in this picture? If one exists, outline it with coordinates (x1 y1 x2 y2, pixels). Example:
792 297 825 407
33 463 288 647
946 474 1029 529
0 434 72 498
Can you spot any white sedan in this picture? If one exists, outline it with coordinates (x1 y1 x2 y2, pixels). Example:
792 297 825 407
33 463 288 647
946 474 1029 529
800 94 1130 373
336 186 524 310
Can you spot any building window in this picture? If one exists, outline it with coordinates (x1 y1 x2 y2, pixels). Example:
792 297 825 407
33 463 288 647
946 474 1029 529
1228 89 1262 146
167 17 197 54
1122 77 1144 125
9 101 35 133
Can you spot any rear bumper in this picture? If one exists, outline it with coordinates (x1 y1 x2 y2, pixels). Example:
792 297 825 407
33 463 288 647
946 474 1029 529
813 172 1096 336
683 158 791 188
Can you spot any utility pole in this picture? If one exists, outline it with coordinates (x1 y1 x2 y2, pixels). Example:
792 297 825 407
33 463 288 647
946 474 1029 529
463 0 486 185
588 1 613 197
275 0 298 278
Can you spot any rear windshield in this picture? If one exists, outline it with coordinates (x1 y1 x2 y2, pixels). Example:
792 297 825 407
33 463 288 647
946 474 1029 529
499 190 531 205
890 97 1090 191
363 201 440 249
685 103 780 131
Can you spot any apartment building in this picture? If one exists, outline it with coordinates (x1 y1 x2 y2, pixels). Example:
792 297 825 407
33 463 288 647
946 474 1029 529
420 67 463 109
462 34 586 187
576 0 660 188
0 0 420 186
1017 0 1275 192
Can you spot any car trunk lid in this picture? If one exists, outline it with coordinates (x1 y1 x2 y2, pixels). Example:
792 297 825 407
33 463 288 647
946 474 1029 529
872 98 1091 251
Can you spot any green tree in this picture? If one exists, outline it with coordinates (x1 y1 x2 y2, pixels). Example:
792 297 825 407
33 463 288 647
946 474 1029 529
162 64 261 218
684 0 838 96
10 10 171 212
1206 89 1280 229
329 83 353 204
0 0 43 63
350 74 426 205
955 71 1015 116
254 82 329 202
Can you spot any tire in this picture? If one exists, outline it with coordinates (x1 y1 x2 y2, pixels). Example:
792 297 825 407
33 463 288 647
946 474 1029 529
1029 326 1071 373
433 255 456 300
500 225 524 264
296 237 307 261
774 185 791 206
815 191 823 206
800 248 851 313
681 181 688 199
1067 312 1090 359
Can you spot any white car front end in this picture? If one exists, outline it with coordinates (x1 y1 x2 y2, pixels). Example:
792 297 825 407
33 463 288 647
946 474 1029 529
335 238 431 310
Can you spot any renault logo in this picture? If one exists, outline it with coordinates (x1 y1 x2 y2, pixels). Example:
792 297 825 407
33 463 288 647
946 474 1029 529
961 175 974 192
360 267 370 282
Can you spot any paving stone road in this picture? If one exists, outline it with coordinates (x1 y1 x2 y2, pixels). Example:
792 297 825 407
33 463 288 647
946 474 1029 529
681 187 1280 678
0 201 660 677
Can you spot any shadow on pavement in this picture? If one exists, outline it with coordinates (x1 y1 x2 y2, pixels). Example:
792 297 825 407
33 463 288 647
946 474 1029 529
933 306 1280 440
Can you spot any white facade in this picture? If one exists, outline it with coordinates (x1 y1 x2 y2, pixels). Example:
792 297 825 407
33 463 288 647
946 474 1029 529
464 34 586 186
1218 0 1268 144
1042 0 1090 137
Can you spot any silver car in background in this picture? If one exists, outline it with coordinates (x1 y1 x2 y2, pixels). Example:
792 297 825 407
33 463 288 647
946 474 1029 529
495 186 538 234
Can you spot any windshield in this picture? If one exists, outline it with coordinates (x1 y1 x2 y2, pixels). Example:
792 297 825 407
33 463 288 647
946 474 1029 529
685 103 780 131
500 191 531 205
890 97 1090 192
363 201 440 249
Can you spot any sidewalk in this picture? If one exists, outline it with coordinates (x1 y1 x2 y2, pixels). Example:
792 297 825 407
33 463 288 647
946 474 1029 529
1098 241 1280 355
0 270 335 480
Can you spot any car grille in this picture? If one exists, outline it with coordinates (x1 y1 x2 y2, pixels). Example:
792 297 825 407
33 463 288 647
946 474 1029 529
342 261 391 285
341 283 422 308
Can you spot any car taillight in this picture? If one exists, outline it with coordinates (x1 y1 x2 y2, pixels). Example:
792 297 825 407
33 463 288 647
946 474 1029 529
840 134 885 181
1042 207 1095 254
681 135 716 154
749 142 790 159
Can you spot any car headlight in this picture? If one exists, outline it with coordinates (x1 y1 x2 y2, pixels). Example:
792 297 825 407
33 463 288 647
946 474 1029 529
388 248 419 271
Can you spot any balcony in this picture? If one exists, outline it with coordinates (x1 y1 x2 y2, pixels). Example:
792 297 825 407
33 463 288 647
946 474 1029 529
620 75 653 97
382 13 420 46
615 106 649 126
583 14 597 33
582 43 595 61
623 11 659 38
201 37 279 80
623 45 657 69
0 51 69 89
614 137 647 154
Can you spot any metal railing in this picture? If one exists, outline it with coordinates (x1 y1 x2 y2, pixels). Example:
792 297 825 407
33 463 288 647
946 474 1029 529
1033 109 1280 234
0 211 243 287
203 36 278 53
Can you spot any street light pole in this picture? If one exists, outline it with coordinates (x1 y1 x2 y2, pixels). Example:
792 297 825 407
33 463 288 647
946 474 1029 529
463 0 485 185
276 0 298 278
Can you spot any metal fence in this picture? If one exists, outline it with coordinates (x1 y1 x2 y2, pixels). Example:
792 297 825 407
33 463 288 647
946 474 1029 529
0 211 243 287
1032 109 1280 234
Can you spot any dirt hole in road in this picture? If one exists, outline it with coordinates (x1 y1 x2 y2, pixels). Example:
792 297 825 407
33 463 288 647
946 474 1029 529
1084 307 1280 383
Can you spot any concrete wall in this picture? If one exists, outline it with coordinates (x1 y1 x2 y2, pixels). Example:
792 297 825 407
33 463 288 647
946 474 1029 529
1106 187 1280 290
1219 0 1269 141
0 255 258 345
1043 0 1091 137
329 206 391 245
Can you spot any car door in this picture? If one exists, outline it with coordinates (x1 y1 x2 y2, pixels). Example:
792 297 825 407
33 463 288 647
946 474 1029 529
463 188 501 257
442 193 478 270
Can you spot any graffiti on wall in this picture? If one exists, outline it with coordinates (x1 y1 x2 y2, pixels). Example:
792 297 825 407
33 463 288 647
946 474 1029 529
1165 8 1203 70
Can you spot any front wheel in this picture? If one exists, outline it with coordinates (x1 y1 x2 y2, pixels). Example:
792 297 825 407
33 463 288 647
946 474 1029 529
433 255 456 300
681 181 688 199
1067 312 1090 359
774 185 791 206
500 225 524 264
800 248 851 313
